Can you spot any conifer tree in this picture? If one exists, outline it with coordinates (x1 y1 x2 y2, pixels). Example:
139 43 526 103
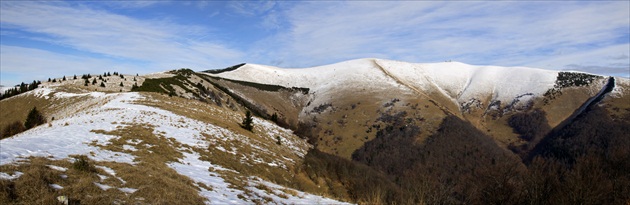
24 107 46 129
48 78 51 82
73 75 77 80
62 76 66 81
92 78 97 85
100 82 106 87
119 82 123 87
241 111 254 132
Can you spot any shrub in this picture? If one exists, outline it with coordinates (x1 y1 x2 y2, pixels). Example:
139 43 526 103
1 121 26 139
72 155 95 172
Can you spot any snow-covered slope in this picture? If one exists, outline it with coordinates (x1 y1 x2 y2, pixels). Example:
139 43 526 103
212 58 406 95
375 59 559 108
211 58 613 114
0 88 349 204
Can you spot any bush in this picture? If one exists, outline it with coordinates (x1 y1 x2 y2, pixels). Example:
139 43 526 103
24 107 46 129
1 121 26 139
72 155 95 172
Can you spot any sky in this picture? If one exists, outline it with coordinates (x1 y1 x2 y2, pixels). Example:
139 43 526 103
1 1 629 86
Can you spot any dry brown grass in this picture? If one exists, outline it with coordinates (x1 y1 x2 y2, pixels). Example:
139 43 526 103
0 123 208 204
0 157 128 204
89 124 205 204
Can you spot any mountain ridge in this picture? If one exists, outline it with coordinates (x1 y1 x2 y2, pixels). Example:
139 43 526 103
1 58 629 204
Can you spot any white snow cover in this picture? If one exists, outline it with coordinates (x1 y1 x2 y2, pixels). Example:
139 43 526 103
0 88 347 204
611 77 630 97
248 177 353 205
375 59 559 105
212 58 569 111
0 171 23 180
47 165 68 172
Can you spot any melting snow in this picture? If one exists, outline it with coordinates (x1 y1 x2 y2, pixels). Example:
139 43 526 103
47 165 68 172
0 171 23 180
0 88 345 204
49 184 63 190
94 182 112 190
118 187 138 194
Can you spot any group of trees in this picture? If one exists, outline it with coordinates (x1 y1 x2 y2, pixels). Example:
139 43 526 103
1 71 134 101
1 107 46 139
0 81 41 101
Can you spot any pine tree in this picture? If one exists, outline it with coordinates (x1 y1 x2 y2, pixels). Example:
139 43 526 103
48 78 51 82
24 107 46 129
241 111 254 132
92 78 97 85
62 76 66 81
131 83 139 90
84 79 89 86
119 82 123 87
52 78 57 83
73 75 77 80
100 82 106 87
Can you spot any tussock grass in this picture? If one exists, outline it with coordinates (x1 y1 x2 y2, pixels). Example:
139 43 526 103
4 123 209 204
0 157 128 204
90 124 206 204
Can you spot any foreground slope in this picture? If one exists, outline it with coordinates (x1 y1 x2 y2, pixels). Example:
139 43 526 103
0 83 349 204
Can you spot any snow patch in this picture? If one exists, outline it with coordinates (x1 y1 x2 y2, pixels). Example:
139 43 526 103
118 187 138 194
0 171 23 180
94 182 112 190
49 184 63 190
47 165 68 172
168 152 247 204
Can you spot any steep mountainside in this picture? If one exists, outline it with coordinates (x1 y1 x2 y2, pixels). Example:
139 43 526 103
208 58 618 158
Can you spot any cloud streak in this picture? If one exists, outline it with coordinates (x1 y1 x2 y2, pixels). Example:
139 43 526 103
0 2 242 74
255 1 629 75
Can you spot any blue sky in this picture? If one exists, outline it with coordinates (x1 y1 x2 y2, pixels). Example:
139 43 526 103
1 1 629 86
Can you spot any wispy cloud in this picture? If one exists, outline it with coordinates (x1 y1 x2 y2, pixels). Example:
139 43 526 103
0 1 242 79
254 1 629 76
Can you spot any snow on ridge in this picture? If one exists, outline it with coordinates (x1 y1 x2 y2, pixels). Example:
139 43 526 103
213 58 562 104
611 77 630 97
212 58 399 92
375 59 559 104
